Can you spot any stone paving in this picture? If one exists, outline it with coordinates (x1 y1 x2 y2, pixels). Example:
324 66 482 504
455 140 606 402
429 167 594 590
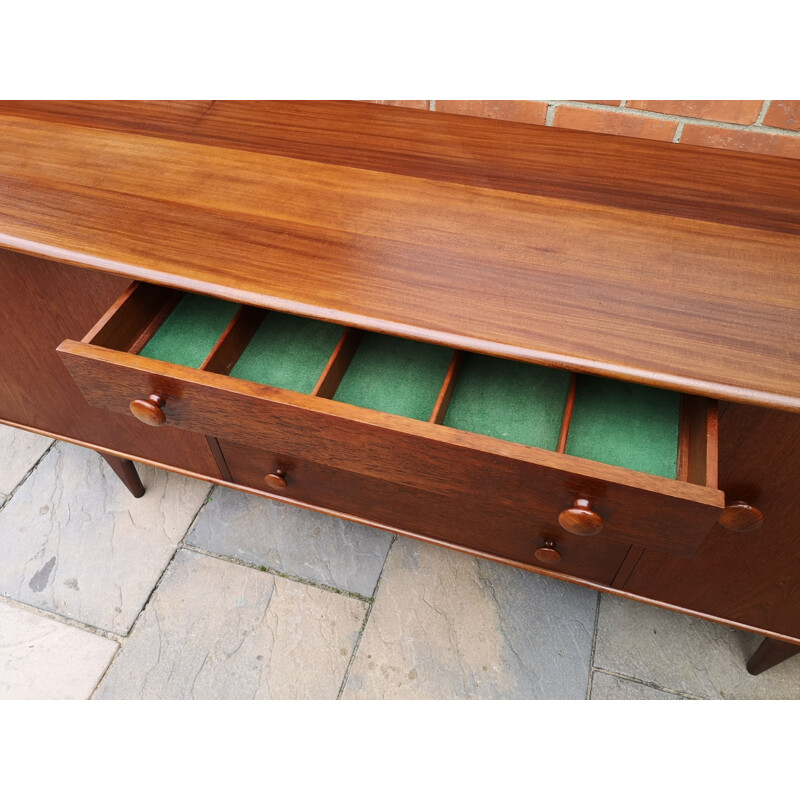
1 422 799 700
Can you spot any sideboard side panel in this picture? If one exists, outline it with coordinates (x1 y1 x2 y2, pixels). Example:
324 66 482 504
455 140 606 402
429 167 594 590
0 249 221 478
625 403 800 639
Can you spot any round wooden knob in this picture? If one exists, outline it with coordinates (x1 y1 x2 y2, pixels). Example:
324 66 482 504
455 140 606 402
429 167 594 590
265 469 288 490
129 394 167 426
535 541 562 564
558 498 603 536
719 501 764 532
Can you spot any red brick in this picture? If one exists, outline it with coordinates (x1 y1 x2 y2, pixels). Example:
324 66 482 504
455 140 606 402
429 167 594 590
628 100 763 125
435 101 548 125
763 100 800 131
552 106 677 142
680 124 800 159
572 101 622 106
364 101 430 110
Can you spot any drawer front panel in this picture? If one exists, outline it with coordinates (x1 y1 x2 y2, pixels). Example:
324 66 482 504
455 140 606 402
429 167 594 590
218 439 633 586
59 340 724 556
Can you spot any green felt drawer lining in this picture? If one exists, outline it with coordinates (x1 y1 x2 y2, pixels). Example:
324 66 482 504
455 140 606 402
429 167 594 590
136 294 682 479
333 332 454 422
443 353 571 450
565 375 681 479
139 294 240 369
229 312 345 394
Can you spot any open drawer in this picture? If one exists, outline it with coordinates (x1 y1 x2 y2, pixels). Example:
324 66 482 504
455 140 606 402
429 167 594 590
57 282 725 557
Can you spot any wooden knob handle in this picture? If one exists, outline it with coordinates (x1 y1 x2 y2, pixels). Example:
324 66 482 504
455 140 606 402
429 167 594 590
719 501 764 532
535 541 562 564
129 394 167 426
265 469 288 490
558 498 603 536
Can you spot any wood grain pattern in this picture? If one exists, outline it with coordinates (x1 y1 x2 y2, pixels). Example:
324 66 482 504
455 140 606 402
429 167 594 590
556 373 577 453
264 469 288 490
219 438 633 585
681 396 718 488
57 338 724 555
0 108 797 409
610 545 646 589
312 328 364 399
0 100 797 234
558 498 604 536
625 403 800 639
83 282 179 352
205 435 233 482
0 250 222 477
534 544 563 564
129 394 167 427
429 351 462 425
200 305 264 375
676 396 691 482
718 501 765 532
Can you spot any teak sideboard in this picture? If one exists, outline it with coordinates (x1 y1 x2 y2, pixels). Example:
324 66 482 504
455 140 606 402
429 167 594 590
1 101 799 676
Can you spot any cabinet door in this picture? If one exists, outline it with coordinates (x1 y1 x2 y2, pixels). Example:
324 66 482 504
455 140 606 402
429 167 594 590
0 250 221 478
624 403 800 640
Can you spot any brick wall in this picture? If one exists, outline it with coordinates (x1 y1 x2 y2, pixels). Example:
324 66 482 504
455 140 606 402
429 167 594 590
367 100 800 160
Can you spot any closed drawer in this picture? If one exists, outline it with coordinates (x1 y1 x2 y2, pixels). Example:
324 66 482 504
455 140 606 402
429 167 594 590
57 282 725 556
218 438 634 586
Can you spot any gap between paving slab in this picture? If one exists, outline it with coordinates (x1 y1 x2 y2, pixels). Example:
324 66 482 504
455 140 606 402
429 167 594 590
0 441 213 635
93 548 368 700
0 599 119 700
186 485 393 597
5 422 800 700
0 424 54 496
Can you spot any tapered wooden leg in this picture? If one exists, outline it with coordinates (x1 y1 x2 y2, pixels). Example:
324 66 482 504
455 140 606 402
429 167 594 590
746 637 800 675
100 453 145 498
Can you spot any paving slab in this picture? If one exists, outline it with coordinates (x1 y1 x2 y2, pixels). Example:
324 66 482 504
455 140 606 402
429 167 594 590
0 424 52 495
0 442 211 635
188 486 393 596
342 538 598 699
95 548 368 699
594 594 800 700
590 671 685 700
0 601 118 699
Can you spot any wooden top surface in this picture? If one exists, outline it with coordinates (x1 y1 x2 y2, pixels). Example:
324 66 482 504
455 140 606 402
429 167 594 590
0 101 798 410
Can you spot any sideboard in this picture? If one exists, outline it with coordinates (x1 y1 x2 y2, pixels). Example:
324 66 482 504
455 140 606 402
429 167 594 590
1 101 798 675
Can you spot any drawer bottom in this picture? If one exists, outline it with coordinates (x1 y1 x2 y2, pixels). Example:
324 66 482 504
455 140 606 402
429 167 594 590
217 439 633 586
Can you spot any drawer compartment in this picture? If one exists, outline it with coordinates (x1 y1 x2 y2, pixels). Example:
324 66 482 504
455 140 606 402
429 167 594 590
332 332 454 421
217 439 634 587
229 312 345 393
58 282 725 557
443 353 571 450
565 375 681 479
138 293 240 368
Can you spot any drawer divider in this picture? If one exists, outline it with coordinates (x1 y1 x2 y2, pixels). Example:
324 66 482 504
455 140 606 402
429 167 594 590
556 373 577 453
200 305 265 376
313 328 364 398
84 281 182 354
677 395 691 482
128 291 184 355
678 395 719 488
705 401 719 489
429 351 463 424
